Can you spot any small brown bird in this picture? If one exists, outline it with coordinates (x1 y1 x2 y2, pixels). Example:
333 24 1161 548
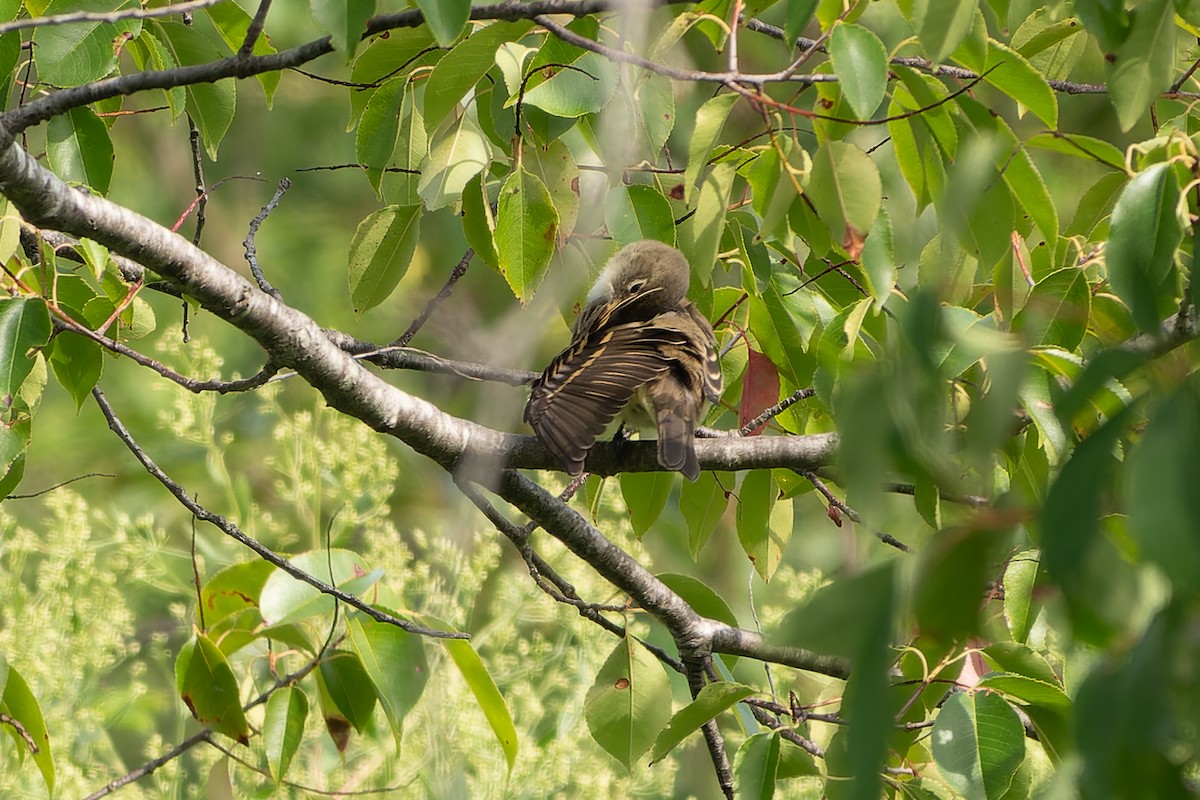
524 241 722 480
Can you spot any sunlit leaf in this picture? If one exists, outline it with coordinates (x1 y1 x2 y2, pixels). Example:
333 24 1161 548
584 637 672 770
263 687 307 783
829 23 888 119
495 165 558 303
932 691 1026 799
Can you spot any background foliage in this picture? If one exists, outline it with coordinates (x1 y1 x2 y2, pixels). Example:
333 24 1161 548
2 0 1200 798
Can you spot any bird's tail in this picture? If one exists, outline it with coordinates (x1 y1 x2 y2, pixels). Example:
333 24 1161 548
656 409 699 481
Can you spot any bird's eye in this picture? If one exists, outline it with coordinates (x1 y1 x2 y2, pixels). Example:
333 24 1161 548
628 280 646 293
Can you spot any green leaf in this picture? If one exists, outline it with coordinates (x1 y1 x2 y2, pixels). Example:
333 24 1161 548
776 562 895 662
129 27 185 117
417 112 493 210
913 0 977 63
495 166 559 303
1011 268 1090 350
932 691 1026 800
33 0 128 86
462 173 500 271
441 634 518 771
747 141 804 243
651 681 754 763
1075 605 1190 797
981 642 1061 687
347 612 429 744
0 663 54 793
523 52 618 118
860 207 896 310
804 141 882 255
46 106 112 195
915 525 1009 643
619 471 675 538
348 30 438 127
318 649 377 733
0 298 51 410
524 140 580 241
263 687 307 783
733 731 781 799
679 471 730 558
310 0 375 60
175 633 250 744
838 564 897 800
1075 0 1131 51
829 23 888 119
1002 550 1040 642
347 205 423 316
680 161 735 286
656 573 739 632
201 560 275 628
47 330 103 412
356 76 407 195
736 470 784 581
414 0 469 47
423 21 534 136
1041 403 1139 643
584 636 672 770
637 74 675 157
383 81 426 206
684 93 740 204
1026 132 1126 171
976 673 1071 711
605 184 675 248
1107 0 1175 131
1126 375 1200 593
785 0 819 46
259 550 377 626
978 40 1058 128
154 23 236 159
1106 162 1183 332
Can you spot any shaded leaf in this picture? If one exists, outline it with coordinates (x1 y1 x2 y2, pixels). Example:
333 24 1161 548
347 205 422 316
175 633 250 744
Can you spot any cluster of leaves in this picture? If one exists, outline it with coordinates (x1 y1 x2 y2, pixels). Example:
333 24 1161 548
2 0 1200 798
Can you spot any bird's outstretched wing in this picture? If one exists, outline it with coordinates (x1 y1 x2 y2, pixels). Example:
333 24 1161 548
525 323 689 475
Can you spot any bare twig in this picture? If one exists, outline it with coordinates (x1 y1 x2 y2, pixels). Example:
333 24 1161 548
243 178 291 300
390 248 473 348
6 472 114 499
91 387 467 641
803 470 913 553
0 0 222 35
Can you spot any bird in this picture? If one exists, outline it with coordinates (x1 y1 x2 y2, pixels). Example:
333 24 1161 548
524 240 722 480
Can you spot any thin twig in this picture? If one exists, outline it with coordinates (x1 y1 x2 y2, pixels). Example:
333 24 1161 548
0 0 222 35
390 248 473 348
456 478 685 672
51 317 278 393
243 178 290 300
91 387 467 641
6 472 114 499
803 470 913 553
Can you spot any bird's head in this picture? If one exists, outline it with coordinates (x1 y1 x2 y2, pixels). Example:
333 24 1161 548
586 240 691 310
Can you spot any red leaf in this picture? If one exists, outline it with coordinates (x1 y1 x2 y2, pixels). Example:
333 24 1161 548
739 348 781 435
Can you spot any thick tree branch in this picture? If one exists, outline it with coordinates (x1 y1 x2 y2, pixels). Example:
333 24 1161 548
494 469 849 675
